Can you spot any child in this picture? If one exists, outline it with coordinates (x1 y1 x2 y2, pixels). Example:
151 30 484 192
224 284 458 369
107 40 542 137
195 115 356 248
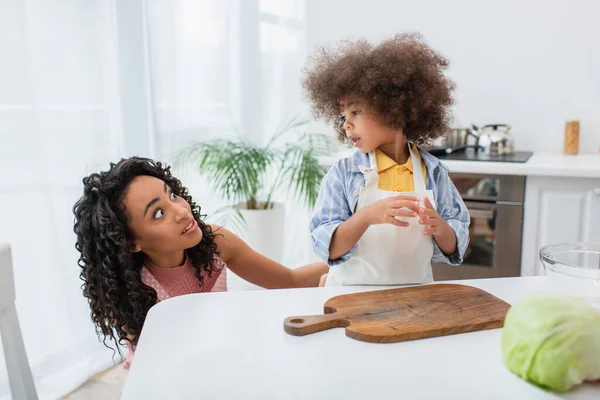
302 32 470 286
72 156 329 368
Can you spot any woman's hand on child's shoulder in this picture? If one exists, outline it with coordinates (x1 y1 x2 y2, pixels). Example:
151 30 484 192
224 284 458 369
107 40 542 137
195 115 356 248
358 195 420 227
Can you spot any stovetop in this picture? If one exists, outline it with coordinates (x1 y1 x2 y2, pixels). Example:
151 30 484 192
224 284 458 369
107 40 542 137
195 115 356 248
435 150 533 163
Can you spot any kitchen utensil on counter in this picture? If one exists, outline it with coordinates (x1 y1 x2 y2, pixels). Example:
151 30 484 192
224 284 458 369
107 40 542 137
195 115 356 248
283 283 510 343
477 124 515 155
429 125 477 154
428 125 481 156
563 120 580 155
428 144 482 156
539 242 600 308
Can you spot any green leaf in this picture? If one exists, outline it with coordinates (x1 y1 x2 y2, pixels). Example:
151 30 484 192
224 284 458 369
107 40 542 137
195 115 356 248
275 136 333 208
170 114 338 211
267 115 311 148
171 140 275 205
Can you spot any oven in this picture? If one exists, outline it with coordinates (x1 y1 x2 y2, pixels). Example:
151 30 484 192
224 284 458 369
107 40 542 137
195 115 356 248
432 173 526 280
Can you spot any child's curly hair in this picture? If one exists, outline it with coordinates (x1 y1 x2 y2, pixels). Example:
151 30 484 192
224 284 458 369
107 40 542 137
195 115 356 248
72 157 220 354
302 32 455 145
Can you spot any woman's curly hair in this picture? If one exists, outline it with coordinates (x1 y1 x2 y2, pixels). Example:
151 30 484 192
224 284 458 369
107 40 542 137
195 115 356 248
72 157 220 353
302 32 455 145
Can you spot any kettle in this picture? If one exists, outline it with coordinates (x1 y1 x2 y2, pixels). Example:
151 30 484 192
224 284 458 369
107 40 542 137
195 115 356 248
477 124 515 155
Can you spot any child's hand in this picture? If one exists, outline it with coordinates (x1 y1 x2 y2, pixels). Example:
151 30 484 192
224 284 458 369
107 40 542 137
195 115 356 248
418 197 458 255
361 195 420 227
418 197 444 236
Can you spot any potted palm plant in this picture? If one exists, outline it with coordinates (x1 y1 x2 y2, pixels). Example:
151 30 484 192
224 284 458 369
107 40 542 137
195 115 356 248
170 117 336 264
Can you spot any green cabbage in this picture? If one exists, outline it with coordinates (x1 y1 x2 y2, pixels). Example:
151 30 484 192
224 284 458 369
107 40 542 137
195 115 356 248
500 293 600 392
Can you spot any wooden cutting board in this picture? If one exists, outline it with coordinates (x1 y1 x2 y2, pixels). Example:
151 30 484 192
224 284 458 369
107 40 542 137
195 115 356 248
284 283 511 343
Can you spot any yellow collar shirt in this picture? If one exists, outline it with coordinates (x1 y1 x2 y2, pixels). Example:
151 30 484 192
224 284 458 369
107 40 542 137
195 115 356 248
375 144 427 192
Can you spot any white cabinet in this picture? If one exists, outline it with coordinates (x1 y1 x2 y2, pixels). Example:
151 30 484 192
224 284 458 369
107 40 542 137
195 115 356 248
521 176 600 276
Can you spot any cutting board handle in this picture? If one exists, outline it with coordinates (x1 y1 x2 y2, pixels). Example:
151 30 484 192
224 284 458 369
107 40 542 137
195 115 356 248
284 312 350 336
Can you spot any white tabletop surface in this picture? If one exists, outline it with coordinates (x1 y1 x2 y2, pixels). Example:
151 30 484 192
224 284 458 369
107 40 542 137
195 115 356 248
121 276 600 399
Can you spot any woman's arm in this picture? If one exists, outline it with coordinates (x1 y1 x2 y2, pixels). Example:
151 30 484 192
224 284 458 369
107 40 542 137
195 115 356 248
211 225 329 289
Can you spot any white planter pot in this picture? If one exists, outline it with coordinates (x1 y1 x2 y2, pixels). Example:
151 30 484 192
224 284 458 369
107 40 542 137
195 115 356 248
226 202 286 291
238 202 286 262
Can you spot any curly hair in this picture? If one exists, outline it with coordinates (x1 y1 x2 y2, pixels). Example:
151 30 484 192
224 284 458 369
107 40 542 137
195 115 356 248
72 157 220 354
301 32 455 145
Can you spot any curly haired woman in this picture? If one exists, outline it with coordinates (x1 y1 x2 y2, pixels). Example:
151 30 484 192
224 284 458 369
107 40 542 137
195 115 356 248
72 157 328 369
303 32 470 287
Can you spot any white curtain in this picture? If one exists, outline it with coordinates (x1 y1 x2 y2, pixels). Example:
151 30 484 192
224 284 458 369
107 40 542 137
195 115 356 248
144 0 318 268
257 1 321 269
0 1 124 399
0 0 309 398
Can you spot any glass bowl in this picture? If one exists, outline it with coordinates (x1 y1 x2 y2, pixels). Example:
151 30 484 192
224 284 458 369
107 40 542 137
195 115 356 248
539 242 600 307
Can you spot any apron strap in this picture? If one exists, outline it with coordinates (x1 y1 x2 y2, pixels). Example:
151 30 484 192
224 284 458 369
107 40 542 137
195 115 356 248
362 151 379 189
367 143 426 193
367 150 378 170
408 143 427 193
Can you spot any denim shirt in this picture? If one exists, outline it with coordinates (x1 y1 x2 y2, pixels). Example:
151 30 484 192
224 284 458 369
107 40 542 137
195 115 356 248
310 147 470 267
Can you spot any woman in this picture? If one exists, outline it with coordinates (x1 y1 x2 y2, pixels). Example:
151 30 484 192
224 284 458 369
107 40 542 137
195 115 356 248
72 156 328 368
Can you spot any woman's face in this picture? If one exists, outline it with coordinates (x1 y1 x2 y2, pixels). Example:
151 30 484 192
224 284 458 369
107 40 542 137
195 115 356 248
122 175 203 257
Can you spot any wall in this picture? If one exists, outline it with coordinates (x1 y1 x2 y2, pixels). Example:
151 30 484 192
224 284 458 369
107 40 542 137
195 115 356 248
304 0 600 154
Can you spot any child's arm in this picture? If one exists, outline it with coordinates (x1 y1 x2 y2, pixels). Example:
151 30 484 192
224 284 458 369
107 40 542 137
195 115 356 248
329 195 421 260
420 168 470 265
310 165 354 265
310 162 420 264
417 196 458 255
212 225 329 288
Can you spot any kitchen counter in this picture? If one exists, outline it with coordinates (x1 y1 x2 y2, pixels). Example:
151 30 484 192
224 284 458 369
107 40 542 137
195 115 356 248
122 276 599 399
320 152 600 178
440 152 600 178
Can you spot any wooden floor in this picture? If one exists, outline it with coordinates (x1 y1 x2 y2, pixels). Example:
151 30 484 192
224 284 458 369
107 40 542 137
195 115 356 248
60 363 127 399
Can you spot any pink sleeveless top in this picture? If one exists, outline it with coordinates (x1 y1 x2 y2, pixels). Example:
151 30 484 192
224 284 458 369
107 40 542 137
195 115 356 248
123 254 228 369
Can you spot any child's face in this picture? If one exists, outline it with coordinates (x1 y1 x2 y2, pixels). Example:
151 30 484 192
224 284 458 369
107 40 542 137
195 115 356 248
122 175 203 256
339 99 397 153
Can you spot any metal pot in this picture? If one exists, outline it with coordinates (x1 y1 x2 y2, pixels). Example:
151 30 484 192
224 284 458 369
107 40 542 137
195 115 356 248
477 124 515 155
431 125 479 149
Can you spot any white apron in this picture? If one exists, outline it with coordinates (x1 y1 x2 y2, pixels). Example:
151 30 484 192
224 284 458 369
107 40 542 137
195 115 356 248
325 143 436 286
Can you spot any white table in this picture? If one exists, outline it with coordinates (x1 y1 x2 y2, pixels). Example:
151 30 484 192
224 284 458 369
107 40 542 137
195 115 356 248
121 276 600 399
